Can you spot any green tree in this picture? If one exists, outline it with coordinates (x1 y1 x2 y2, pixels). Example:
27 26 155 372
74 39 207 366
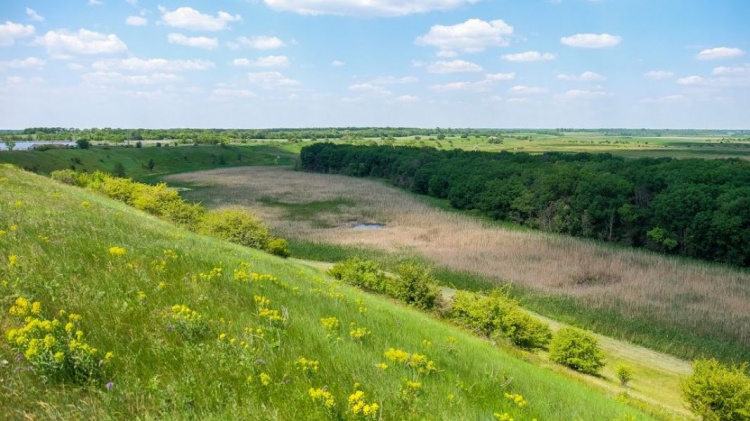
147 159 155 172
76 139 91 149
549 327 605 375
113 162 126 177
683 359 750 421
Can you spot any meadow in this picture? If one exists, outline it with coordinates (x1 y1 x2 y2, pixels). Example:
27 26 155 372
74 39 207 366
0 164 655 420
168 166 750 366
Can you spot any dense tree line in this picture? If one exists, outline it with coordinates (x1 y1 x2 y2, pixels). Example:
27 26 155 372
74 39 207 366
300 143 750 267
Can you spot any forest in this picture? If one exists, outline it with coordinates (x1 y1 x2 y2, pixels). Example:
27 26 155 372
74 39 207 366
300 143 750 267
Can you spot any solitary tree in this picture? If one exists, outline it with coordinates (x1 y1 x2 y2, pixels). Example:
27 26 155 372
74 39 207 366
147 158 155 171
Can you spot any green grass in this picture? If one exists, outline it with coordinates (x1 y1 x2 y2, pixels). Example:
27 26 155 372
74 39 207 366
0 143 296 183
0 164 652 420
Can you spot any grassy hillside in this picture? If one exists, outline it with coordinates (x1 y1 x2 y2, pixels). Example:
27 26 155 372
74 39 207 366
0 144 295 182
0 164 651 420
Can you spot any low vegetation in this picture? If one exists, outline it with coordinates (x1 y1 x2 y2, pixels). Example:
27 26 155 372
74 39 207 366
0 164 652 419
682 359 750 421
549 328 606 375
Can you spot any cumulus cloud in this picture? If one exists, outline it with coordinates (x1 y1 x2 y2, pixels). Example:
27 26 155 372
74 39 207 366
639 95 685 104
485 72 515 81
501 51 556 62
247 71 301 89
167 33 218 50
712 65 750 77
331 60 346 67
0 21 35 46
93 58 215 72
416 18 513 55
696 47 744 60
677 75 703 85
209 87 257 101
232 56 290 68
394 95 419 103
369 75 419 84
26 8 44 22
262 0 480 17
35 29 128 58
230 36 286 50
348 83 392 98
508 85 548 95
159 6 241 31
427 59 483 73
430 73 513 92
126 16 148 26
557 71 605 82
560 33 621 48
0 57 46 70
644 70 674 80
82 71 181 85
560 88 613 99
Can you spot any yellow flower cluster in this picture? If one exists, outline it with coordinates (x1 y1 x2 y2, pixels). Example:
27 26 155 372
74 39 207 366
504 393 527 408
81 201 91 208
6 298 109 383
320 317 340 331
254 295 286 323
377 362 388 370
494 413 514 421
260 372 271 387
296 357 320 374
163 249 179 260
348 390 379 418
108 247 126 256
349 323 371 341
195 267 223 282
309 387 336 409
401 380 422 402
383 348 437 374
170 304 202 322
8 254 18 267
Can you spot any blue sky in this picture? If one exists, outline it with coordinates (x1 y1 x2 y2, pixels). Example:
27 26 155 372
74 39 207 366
0 0 748 129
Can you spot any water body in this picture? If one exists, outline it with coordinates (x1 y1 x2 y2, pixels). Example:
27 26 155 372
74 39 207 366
353 223 385 230
0 141 77 151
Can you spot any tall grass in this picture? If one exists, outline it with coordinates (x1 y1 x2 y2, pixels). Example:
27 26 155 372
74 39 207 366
168 166 750 364
0 164 650 419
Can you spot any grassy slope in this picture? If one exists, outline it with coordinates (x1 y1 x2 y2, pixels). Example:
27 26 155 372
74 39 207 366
0 143 296 183
0 164 650 420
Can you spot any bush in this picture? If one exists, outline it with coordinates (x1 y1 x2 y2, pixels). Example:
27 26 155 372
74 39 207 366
198 208 271 250
447 289 515 337
683 359 750 421
616 363 633 387
76 139 90 149
266 238 291 258
500 309 552 349
390 262 441 310
549 327 605 375
329 258 387 292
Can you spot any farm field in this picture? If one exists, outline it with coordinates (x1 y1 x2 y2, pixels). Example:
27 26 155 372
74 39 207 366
0 164 656 420
167 166 750 365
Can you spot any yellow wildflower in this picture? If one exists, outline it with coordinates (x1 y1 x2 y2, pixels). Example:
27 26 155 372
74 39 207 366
296 357 320 374
9 225 17 232
260 372 271 387
377 362 388 370
53 351 65 363
494 413 514 421
0 229 5 236
504 393 527 408
309 388 336 409
108 247 126 256
81 201 91 208
8 255 18 267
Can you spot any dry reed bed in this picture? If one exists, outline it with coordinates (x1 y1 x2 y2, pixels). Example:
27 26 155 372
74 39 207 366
168 167 750 345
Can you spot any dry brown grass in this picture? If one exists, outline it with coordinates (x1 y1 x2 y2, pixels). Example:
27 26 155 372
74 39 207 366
168 166 750 349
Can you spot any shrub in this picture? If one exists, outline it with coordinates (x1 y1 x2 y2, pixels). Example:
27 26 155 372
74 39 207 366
549 327 605 375
389 262 440 310
329 258 388 292
198 208 271 250
76 139 90 149
616 364 634 387
682 359 750 421
265 238 291 258
447 289 515 337
500 309 552 349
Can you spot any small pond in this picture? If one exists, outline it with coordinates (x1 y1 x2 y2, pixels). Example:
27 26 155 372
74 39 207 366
353 223 385 230
0 141 77 151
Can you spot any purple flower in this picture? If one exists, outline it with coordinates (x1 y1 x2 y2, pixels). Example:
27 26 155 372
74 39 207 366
106 382 114 390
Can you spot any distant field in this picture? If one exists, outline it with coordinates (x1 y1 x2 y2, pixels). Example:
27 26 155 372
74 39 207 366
167 166 750 365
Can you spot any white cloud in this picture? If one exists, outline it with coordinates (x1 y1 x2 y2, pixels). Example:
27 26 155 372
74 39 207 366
677 75 703 85
88 0 103 6
557 71 605 82
159 6 241 31
230 36 286 50
0 21 35 46
232 56 290 68
485 72 515 81
247 71 301 89
369 75 419 84
394 95 419 103
429 80 493 92
35 29 128 58
66 63 86 71
416 18 514 55
93 58 215 72
331 60 346 67
427 59 483 74
508 85 548 95
26 8 44 22
82 71 180 85
696 47 745 60
560 33 621 48
262 0 480 17
0 57 46 70
167 33 218 50
560 88 613 99
209 87 257 101
126 16 148 26
644 70 674 80
712 65 750 77
501 51 556 62
348 83 392 98
640 95 685 104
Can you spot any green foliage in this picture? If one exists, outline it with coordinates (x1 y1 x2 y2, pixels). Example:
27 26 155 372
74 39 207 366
616 364 634 386
549 328 605 375
266 238 291 258
390 263 441 310
198 208 271 250
330 258 388 293
500 309 552 349
75 139 90 149
113 161 126 177
682 359 750 421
